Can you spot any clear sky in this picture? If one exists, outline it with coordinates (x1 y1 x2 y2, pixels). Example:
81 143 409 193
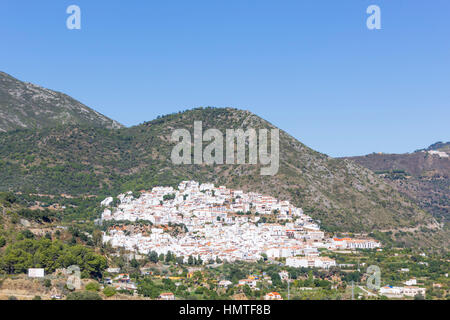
1 0 449 157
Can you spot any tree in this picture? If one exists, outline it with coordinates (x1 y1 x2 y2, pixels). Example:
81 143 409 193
1 192 17 205
176 256 184 265
92 229 103 247
0 238 106 277
165 251 173 263
163 194 176 201
19 230 35 240
162 278 176 292
269 271 282 287
193 271 203 282
138 279 160 299
243 285 252 297
130 258 140 269
149 251 158 263
0 236 6 248
44 279 52 288
343 271 362 283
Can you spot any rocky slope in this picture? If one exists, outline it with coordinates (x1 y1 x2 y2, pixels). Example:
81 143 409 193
0 72 122 132
344 142 449 223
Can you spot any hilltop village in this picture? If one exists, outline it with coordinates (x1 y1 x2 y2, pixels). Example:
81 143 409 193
1 180 444 301
101 181 380 266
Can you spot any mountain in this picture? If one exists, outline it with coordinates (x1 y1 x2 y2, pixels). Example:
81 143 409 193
0 107 446 249
420 141 450 153
344 143 449 223
0 72 123 132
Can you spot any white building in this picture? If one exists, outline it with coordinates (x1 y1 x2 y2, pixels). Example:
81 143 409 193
101 197 114 207
264 292 282 300
286 256 336 269
379 286 425 298
379 286 403 298
332 238 381 250
28 268 45 278
403 286 426 298
404 278 417 286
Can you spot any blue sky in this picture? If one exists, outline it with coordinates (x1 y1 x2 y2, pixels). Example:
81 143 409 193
1 0 449 157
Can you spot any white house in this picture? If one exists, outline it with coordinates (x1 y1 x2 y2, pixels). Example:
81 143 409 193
286 256 336 269
379 286 403 298
101 197 114 207
218 280 233 288
159 292 175 300
404 278 417 286
403 286 426 298
264 292 282 300
28 268 45 278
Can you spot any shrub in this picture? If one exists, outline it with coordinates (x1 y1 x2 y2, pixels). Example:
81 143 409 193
0 236 6 248
85 282 100 292
103 286 116 297
44 279 52 288
66 291 102 300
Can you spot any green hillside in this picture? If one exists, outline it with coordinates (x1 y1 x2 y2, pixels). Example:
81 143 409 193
0 107 443 250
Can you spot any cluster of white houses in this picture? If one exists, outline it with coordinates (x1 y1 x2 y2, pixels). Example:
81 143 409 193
379 285 426 298
101 181 380 267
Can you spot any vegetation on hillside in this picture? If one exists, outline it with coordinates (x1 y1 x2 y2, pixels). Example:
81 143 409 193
0 108 441 248
345 147 449 224
0 71 122 132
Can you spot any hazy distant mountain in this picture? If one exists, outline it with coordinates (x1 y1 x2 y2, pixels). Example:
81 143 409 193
344 142 449 224
1 107 446 249
0 72 123 132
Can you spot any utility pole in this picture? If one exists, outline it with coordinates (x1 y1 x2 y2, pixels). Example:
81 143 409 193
351 280 355 300
287 274 290 301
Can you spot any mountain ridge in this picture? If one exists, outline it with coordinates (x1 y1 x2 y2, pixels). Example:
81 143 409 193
344 143 449 224
0 72 447 250
0 107 446 249
420 141 450 153
0 71 123 132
